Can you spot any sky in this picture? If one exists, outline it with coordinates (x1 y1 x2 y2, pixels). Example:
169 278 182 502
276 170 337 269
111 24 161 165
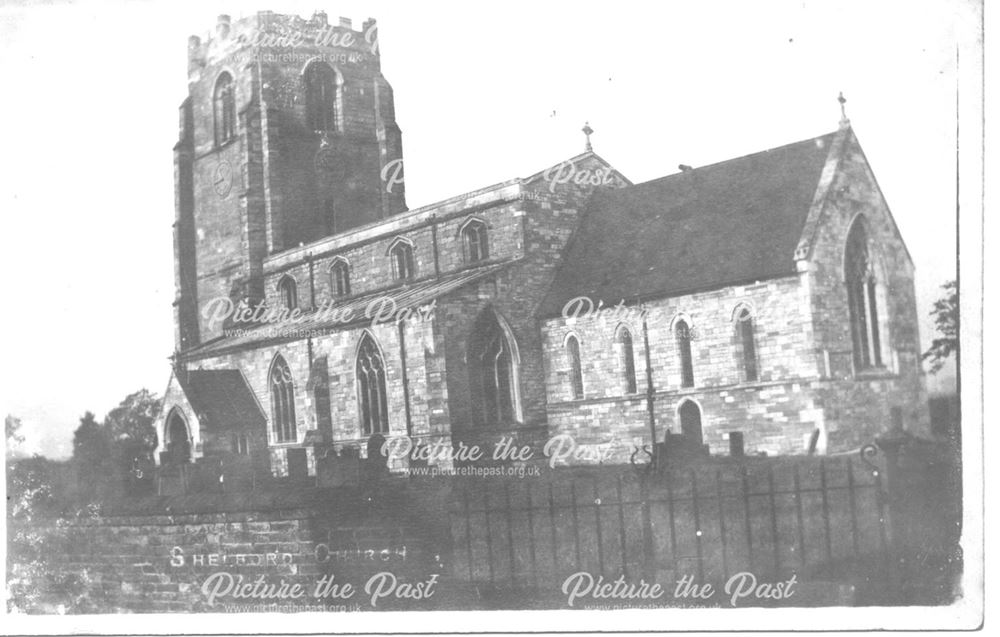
0 0 977 458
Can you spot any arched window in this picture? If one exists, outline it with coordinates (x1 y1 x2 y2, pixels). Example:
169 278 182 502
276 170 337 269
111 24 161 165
213 72 236 146
678 399 703 445
675 320 695 388
330 259 351 297
469 309 520 425
269 355 297 443
278 275 297 310
389 240 415 281
735 307 759 382
566 334 584 399
356 333 389 435
845 217 883 370
617 326 637 394
304 62 339 132
461 219 489 263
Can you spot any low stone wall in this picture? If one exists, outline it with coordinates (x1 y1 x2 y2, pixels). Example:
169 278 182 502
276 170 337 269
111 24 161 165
9 482 452 613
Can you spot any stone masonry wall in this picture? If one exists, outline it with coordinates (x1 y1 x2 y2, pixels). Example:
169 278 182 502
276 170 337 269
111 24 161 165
542 275 825 458
434 156 630 452
804 130 929 448
259 199 525 313
179 311 446 475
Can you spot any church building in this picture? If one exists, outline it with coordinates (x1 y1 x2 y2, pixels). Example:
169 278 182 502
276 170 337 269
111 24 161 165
154 12 929 476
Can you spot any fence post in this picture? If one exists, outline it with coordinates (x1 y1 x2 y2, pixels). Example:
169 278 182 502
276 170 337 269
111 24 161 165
630 446 657 580
875 435 907 597
874 435 905 551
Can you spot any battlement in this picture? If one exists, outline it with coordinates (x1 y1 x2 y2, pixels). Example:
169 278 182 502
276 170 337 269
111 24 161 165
187 11 379 76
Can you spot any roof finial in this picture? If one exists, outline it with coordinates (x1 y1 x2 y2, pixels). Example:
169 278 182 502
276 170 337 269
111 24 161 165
582 121 594 152
837 92 850 128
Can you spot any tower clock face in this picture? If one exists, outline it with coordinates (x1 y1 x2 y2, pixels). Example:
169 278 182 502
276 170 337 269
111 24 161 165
213 160 233 198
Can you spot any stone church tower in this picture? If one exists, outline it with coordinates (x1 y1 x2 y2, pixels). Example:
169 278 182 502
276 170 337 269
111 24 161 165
173 12 406 349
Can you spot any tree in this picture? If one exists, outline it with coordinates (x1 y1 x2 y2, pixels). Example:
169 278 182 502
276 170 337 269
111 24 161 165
72 412 109 464
6 414 25 459
103 389 160 463
71 411 114 500
923 280 958 374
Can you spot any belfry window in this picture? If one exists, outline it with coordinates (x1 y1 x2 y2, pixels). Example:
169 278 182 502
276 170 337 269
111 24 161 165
330 259 351 297
617 326 638 394
675 320 695 388
735 308 759 382
469 309 519 425
389 240 415 282
845 217 883 370
278 275 298 311
566 334 584 399
304 62 339 132
356 334 389 435
213 72 235 146
461 219 489 263
269 355 297 443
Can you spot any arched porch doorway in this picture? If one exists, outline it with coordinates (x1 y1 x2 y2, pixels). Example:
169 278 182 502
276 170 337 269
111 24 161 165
164 408 192 465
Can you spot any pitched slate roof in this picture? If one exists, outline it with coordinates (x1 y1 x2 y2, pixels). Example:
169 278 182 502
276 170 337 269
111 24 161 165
540 130 840 317
178 370 266 432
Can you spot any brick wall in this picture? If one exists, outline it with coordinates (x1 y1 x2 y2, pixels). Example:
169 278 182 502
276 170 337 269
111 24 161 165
11 486 446 613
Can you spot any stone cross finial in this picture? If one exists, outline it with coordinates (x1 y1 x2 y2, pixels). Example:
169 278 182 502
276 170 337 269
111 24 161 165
838 92 850 127
582 122 594 152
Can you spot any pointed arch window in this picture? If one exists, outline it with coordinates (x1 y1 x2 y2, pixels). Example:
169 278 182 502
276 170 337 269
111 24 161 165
278 275 298 310
389 240 415 281
304 61 339 132
213 72 236 146
330 259 351 297
469 310 520 425
735 307 759 382
845 217 883 370
617 326 637 394
269 355 297 443
566 334 584 399
461 219 489 263
356 334 389 435
675 320 695 388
